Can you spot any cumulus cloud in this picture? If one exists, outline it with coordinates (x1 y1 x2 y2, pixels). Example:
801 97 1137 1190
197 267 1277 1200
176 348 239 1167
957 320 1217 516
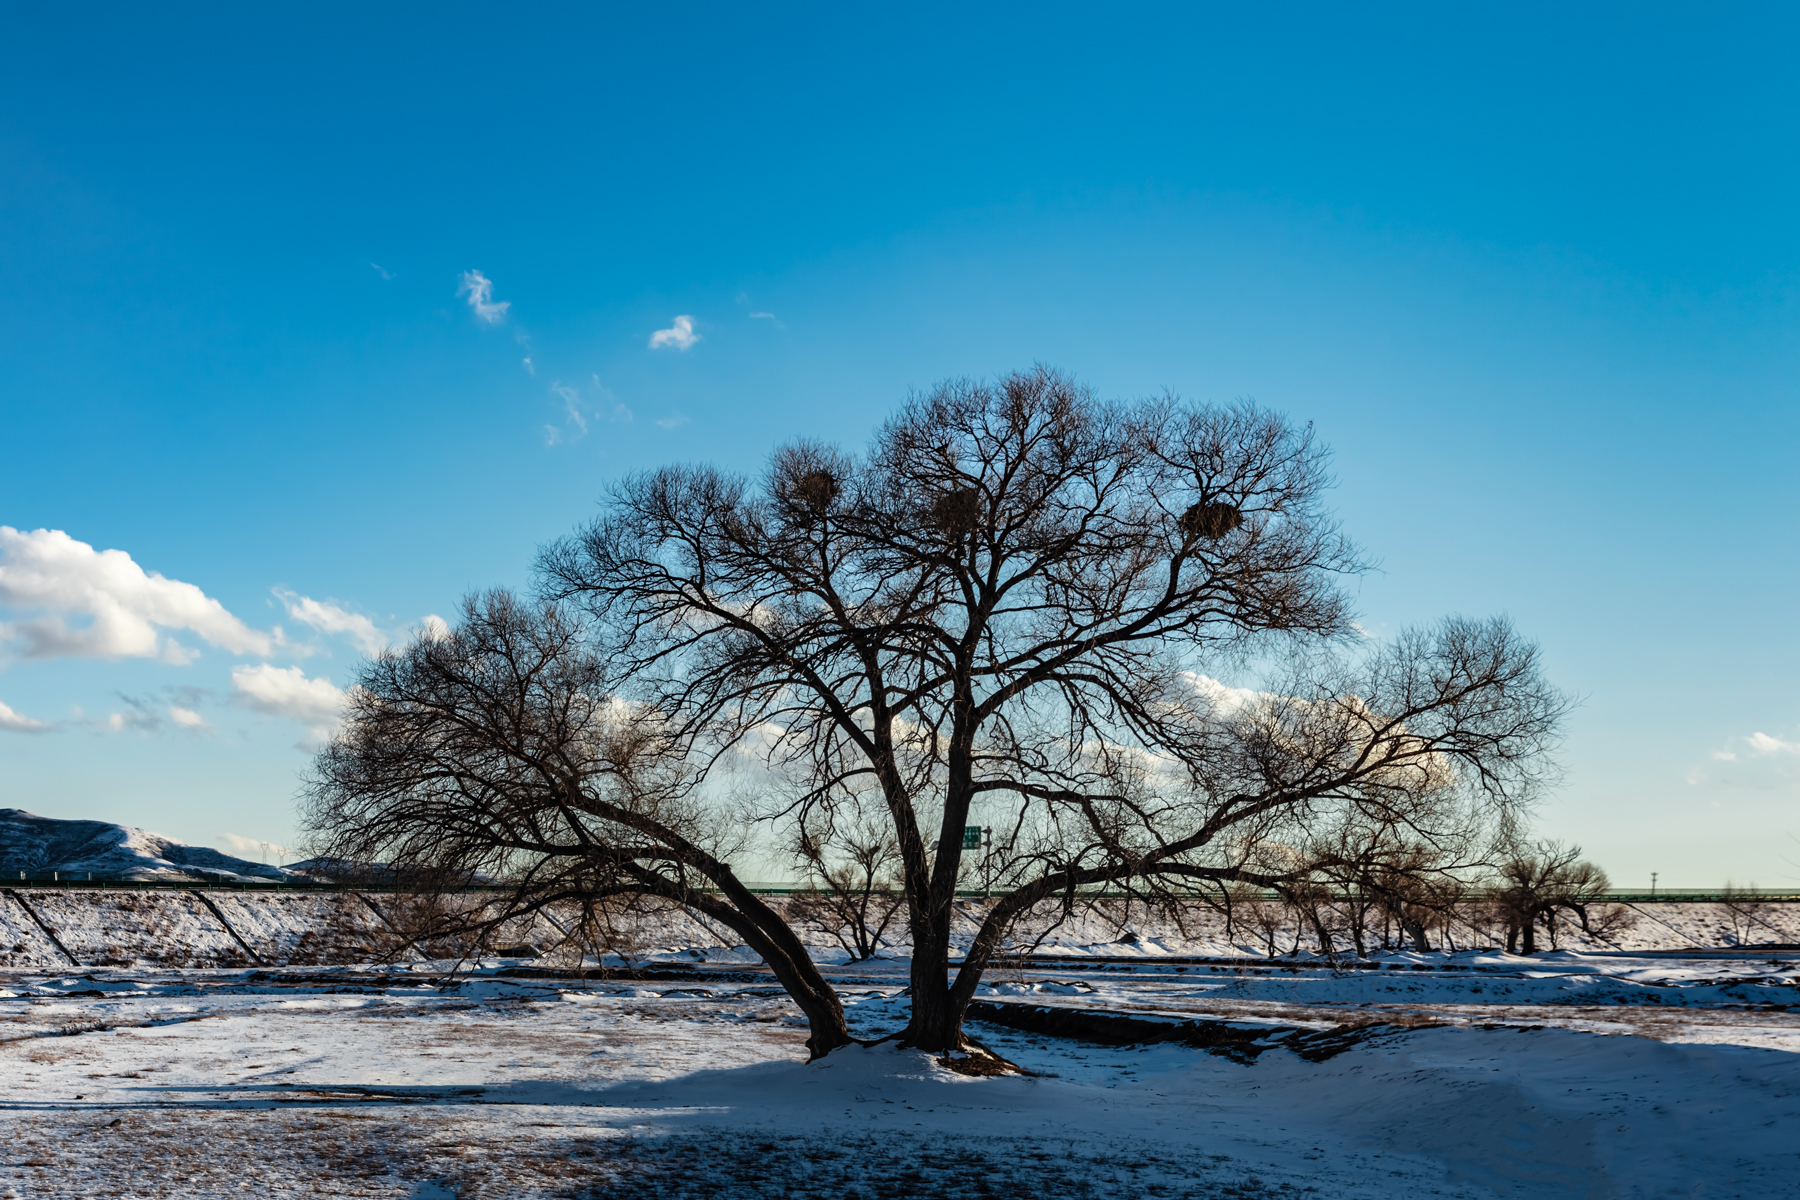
419 614 451 642
457 269 510 324
0 527 272 660
649 315 699 351
275 590 387 656
232 663 347 748
168 705 210 730
1185 673 1270 714
0 699 50 733
1747 732 1799 755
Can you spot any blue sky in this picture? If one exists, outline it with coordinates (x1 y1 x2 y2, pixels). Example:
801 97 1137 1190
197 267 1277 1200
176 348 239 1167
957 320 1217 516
1 3 1795 885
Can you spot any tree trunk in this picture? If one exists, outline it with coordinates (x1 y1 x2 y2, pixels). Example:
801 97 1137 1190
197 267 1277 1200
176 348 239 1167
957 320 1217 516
1307 906 1335 957
1402 916 1430 952
683 884 855 1060
901 896 965 1051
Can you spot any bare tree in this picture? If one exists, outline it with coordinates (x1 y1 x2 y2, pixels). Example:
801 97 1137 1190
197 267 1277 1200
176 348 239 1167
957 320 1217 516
536 368 1568 1051
1720 883 1776 946
299 592 855 1058
786 803 908 961
1491 841 1611 954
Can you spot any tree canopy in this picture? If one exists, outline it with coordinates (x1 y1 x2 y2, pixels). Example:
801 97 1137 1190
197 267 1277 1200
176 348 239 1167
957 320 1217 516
304 367 1568 1059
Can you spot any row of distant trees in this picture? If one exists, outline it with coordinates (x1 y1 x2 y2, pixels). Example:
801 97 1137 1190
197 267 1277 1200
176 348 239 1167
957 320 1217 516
303 368 1574 1062
784 833 1633 961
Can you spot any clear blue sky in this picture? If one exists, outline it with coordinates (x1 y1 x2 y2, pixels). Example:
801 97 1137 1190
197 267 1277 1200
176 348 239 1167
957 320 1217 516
1 3 1795 886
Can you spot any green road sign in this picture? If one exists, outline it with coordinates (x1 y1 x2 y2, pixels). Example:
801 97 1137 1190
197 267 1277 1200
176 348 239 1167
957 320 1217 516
962 826 983 849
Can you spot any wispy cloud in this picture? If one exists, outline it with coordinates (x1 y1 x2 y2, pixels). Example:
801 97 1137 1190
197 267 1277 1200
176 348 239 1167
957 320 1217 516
551 382 586 435
1690 726 1800 792
748 311 785 328
649 315 699 351
0 699 50 733
370 263 394 281
457 269 510 324
275 590 387 656
219 832 290 860
231 663 347 749
102 694 166 734
1747 731 1799 755
0 526 272 660
655 414 690 430
602 377 633 424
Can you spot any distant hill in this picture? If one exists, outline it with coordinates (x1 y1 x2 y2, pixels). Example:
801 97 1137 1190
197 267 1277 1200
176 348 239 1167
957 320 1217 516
0 808 301 883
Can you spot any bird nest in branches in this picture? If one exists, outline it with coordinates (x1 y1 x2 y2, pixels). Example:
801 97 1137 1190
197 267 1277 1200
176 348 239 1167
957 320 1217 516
1181 500 1243 540
788 470 840 519
932 487 984 539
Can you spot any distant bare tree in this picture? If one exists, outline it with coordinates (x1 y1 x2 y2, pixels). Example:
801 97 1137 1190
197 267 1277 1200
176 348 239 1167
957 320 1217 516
786 804 907 962
1492 841 1611 954
1720 883 1776 946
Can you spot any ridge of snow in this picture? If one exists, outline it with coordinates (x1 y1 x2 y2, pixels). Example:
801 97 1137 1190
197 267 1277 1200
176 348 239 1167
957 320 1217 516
0 808 297 883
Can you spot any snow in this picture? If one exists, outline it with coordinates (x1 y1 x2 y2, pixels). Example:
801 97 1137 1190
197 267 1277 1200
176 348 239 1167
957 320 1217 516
2 943 1796 1198
2 881 1798 1195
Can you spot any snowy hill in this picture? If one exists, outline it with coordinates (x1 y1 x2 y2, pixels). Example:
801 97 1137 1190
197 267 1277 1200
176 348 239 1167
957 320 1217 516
0 808 297 883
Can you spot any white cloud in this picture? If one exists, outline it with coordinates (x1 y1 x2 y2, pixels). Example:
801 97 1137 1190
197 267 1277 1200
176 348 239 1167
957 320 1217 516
522 357 535 375
371 263 394 281
219 832 289 859
655 414 690 430
275 590 387 656
457 269 510 324
168 705 210 730
0 699 50 733
748 311 785 328
611 403 634 423
419 614 451 642
551 381 586 435
1747 732 1799 755
1185 672 1269 714
231 663 347 748
0 527 272 660
649 314 699 351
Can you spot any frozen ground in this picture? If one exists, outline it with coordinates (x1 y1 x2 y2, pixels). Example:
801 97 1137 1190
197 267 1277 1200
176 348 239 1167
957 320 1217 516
2 947 1796 1198
6 886 1799 972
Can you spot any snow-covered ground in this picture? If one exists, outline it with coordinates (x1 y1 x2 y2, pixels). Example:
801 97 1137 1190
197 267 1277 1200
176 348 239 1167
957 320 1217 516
6 886 1800 972
3 946 1796 1198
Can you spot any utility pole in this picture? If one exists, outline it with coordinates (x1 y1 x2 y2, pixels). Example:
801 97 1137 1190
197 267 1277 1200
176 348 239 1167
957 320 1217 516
1650 872 1658 898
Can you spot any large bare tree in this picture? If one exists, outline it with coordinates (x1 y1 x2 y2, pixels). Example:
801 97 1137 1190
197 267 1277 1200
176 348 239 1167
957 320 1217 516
300 592 858 1057
525 367 1568 1052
